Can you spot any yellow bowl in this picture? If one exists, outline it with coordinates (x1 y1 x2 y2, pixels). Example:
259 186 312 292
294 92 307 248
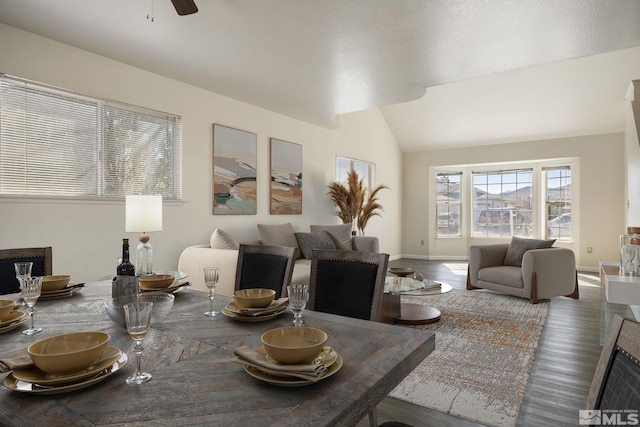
138 274 175 289
261 326 327 365
233 288 276 309
0 299 15 321
41 275 71 292
28 332 110 375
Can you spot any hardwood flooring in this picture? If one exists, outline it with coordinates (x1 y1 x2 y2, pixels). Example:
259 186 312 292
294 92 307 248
356 259 634 427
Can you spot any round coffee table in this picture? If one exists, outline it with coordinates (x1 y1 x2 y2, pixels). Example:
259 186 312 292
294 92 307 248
395 282 452 325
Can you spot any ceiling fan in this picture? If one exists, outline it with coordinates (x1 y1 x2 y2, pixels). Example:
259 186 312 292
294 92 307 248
171 0 198 16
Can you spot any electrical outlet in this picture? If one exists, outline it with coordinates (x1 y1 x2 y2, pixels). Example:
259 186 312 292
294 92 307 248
587 247 593 254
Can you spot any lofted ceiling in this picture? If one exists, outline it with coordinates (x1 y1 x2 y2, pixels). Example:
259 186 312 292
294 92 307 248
0 0 639 151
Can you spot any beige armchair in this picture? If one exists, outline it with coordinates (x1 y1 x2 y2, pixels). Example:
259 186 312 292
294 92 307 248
467 243 579 304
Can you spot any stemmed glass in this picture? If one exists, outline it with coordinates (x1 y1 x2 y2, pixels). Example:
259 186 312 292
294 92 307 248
14 262 33 280
123 301 153 385
19 276 42 335
622 244 636 275
203 267 220 317
287 284 309 327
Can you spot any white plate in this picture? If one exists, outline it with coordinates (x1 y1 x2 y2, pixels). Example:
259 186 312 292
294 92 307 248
12 346 122 386
4 352 127 395
222 306 287 322
243 351 343 387
0 313 29 334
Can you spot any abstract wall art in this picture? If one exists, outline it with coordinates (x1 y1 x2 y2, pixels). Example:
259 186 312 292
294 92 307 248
212 124 257 215
270 138 302 214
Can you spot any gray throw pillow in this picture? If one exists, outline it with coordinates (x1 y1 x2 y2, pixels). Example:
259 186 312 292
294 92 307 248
210 228 239 250
503 237 556 267
310 224 353 251
295 231 337 259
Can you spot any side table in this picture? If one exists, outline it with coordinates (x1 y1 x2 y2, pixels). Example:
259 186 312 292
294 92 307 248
386 267 452 324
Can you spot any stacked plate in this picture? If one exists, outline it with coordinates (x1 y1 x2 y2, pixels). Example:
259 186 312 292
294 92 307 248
222 298 289 322
4 346 128 395
39 284 84 300
242 346 343 387
0 310 28 334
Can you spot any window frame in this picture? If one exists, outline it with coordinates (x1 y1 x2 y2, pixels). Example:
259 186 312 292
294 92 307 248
335 156 375 190
435 171 462 237
0 73 182 201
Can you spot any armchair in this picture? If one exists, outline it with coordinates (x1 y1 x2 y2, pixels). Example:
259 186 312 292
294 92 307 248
467 243 579 304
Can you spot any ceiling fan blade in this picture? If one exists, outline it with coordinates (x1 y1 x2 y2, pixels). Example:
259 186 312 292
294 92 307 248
171 0 198 16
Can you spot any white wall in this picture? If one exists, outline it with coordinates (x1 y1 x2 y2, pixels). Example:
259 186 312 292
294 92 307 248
402 133 626 271
0 24 402 284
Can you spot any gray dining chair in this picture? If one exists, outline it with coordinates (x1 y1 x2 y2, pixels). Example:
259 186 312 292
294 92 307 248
234 244 295 299
309 249 389 322
0 247 53 295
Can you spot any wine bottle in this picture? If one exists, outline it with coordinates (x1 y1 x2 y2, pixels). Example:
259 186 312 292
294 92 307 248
117 238 136 276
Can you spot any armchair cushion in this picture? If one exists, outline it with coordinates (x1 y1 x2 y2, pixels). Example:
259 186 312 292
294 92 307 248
295 231 336 259
310 224 353 251
503 237 556 267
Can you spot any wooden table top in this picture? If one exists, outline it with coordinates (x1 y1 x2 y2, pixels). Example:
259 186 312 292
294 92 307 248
0 281 434 426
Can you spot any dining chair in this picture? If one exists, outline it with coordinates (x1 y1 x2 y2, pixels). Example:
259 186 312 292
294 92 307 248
309 248 390 427
0 247 53 295
234 244 295 299
309 249 389 323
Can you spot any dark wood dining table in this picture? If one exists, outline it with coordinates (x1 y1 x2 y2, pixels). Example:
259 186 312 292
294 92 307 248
0 281 435 426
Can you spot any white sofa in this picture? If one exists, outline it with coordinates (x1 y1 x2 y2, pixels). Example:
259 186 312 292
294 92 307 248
178 223 380 296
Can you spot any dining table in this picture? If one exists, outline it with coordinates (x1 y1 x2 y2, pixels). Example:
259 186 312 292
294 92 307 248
0 280 435 426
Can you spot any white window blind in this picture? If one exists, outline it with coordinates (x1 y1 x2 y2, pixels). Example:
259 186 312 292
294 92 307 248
0 74 182 199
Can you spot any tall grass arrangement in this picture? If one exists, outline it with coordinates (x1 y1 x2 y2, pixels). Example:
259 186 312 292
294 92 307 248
327 170 389 235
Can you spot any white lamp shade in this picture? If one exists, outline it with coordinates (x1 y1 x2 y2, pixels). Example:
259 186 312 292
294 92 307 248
125 195 163 232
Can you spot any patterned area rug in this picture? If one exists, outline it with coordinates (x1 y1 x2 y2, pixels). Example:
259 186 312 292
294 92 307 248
389 289 550 427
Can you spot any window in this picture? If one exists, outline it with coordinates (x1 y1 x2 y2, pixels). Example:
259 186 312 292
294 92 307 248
0 74 182 199
472 169 533 238
545 166 571 240
436 172 461 237
335 156 374 189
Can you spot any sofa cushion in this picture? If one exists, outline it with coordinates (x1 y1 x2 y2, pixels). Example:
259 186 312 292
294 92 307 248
310 224 353 251
503 237 556 267
295 231 337 259
210 228 239 250
257 222 302 259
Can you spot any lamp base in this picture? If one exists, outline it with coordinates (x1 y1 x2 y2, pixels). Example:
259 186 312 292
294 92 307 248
136 236 153 276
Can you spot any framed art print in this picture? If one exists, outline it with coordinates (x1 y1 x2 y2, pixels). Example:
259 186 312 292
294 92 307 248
212 124 257 215
270 138 302 214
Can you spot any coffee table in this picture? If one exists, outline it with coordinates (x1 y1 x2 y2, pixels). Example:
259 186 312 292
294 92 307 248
386 268 452 325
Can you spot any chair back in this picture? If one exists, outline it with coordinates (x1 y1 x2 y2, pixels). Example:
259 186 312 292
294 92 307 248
587 314 640 410
309 249 389 322
234 244 295 299
0 247 53 295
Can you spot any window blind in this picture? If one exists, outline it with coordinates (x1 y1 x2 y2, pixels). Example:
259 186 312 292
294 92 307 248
0 74 182 199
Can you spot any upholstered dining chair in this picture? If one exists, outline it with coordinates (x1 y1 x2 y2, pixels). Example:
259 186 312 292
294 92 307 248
309 249 389 322
234 244 295 299
309 248 390 427
0 247 52 295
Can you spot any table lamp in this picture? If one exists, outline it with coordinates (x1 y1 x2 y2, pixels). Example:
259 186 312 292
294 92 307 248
126 195 163 276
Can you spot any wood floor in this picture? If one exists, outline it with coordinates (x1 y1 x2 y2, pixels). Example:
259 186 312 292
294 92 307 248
356 259 634 427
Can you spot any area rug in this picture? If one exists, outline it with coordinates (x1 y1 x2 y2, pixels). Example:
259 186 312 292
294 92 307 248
389 289 550 427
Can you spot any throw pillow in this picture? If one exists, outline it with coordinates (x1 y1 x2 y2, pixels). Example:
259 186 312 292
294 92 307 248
310 224 353 251
210 228 239 250
295 231 337 259
503 236 556 267
257 223 302 259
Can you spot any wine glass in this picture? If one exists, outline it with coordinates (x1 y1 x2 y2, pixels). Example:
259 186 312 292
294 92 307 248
123 301 153 385
14 262 33 280
19 276 42 335
622 244 636 275
203 267 220 317
287 284 309 327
